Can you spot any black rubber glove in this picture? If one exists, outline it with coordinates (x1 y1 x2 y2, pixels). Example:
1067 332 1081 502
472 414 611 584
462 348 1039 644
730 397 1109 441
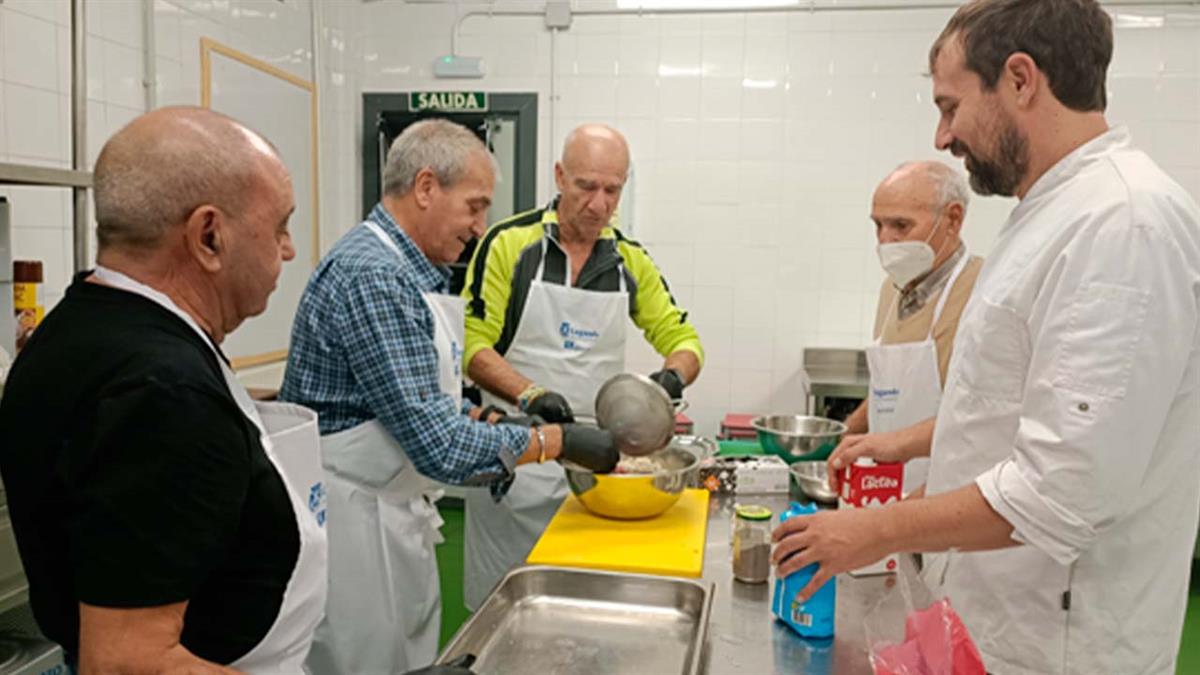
524 390 575 423
501 414 544 428
478 404 507 423
403 654 475 675
560 424 619 473
648 368 686 400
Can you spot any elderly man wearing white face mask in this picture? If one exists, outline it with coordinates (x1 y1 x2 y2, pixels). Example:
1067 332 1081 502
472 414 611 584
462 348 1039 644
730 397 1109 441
827 161 983 492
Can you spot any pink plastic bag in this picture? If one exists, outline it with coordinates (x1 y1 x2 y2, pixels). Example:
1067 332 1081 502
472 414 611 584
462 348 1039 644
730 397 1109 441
865 555 986 675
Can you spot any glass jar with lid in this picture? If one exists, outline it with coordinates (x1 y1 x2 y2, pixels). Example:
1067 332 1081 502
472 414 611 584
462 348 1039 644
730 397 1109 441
731 504 773 584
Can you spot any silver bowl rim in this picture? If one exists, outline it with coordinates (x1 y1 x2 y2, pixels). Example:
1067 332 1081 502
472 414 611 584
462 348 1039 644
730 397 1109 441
750 414 848 439
561 445 701 479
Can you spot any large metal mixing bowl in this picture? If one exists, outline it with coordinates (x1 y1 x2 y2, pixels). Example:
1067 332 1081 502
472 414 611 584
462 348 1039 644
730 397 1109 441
563 444 701 520
752 414 847 462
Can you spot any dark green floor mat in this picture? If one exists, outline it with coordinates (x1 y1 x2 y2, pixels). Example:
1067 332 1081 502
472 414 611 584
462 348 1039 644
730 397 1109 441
436 500 471 649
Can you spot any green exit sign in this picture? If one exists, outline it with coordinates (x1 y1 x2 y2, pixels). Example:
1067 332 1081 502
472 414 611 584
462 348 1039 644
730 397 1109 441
409 91 489 113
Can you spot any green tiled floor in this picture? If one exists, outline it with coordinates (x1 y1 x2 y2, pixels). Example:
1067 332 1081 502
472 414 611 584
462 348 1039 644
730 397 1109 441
436 506 1200 670
435 501 472 649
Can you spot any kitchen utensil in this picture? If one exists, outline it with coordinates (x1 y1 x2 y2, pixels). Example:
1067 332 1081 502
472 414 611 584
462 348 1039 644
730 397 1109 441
790 460 839 503
594 373 685 456
752 414 847 462
562 443 701 519
437 566 714 675
525 489 709 577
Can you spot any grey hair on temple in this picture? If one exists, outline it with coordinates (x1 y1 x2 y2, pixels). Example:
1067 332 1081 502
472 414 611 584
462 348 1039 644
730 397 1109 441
382 118 489 197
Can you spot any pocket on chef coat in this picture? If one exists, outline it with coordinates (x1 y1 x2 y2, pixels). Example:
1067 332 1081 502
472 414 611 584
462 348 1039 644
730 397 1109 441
1051 282 1149 400
954 299 1030 403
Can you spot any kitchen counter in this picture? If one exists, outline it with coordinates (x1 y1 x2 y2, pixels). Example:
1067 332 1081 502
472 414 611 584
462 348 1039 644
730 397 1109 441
701 493 900 675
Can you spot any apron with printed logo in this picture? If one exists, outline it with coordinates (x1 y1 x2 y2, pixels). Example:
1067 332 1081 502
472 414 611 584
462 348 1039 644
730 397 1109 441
91 266 327 674
866 252 969 491
464 237 629 609
304 221 459 674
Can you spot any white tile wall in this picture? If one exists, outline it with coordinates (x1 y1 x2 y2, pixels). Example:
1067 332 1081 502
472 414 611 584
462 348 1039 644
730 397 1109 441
0 0 357 329
419 2 1195 435
0 1 1196 431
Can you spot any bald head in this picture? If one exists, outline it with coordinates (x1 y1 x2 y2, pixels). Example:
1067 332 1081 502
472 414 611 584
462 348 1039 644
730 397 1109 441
560 124 630 178
94 106 287 252
875 161 969 215
554 124 632 241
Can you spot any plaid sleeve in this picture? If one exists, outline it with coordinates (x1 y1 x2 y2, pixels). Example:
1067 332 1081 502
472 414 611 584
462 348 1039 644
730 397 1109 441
337 269 526 485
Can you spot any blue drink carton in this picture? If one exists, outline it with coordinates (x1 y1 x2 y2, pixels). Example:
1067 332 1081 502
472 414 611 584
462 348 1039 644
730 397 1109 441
771 502 836 638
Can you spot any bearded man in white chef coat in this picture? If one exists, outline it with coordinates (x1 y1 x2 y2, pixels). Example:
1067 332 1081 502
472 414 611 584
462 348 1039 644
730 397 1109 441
772 2 1200 673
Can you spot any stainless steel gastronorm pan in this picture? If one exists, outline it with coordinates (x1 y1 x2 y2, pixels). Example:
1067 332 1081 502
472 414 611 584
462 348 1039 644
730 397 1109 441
437 565 714 675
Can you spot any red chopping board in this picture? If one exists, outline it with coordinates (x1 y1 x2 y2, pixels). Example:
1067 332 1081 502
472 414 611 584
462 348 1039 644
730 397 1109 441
526 488 710 577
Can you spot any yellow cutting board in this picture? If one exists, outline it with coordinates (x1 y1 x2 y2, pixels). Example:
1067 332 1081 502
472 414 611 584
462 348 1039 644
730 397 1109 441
526 488 710 577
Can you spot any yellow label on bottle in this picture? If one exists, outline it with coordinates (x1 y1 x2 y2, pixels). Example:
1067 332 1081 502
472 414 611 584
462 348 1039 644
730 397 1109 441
13 282 41 310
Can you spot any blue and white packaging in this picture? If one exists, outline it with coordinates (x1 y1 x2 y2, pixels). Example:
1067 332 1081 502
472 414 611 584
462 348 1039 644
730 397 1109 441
771 502 836 638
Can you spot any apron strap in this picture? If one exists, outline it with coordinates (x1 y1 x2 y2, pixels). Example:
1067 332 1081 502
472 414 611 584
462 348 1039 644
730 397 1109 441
534 236 550 281
365 220 404 258
925 251 971 340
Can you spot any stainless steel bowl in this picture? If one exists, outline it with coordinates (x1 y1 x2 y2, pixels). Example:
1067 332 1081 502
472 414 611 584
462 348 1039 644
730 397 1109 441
752 414 847 462
563 444 701 520
594 373 681 457
790 461 839 503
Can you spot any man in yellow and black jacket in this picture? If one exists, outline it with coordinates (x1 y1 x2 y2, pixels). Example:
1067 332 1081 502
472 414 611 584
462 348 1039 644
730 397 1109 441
460 124 704 608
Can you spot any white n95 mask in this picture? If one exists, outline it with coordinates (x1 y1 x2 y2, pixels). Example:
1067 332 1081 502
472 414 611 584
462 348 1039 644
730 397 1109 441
877 241 935 288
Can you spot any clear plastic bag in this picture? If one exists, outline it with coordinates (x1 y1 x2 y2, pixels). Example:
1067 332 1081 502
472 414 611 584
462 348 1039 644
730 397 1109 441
864 554 986 675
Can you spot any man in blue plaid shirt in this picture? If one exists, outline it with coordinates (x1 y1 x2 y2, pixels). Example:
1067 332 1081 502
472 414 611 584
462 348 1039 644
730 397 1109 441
280 119 616 675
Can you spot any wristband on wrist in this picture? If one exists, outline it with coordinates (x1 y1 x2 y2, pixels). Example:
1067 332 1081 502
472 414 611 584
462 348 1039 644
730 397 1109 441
517 384 546 412
535 426 547 463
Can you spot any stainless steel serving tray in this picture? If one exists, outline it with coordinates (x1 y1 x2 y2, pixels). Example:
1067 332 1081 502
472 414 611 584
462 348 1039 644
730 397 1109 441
437 565 715 675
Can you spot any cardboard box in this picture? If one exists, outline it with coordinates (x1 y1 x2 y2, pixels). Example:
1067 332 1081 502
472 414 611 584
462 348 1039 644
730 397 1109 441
839 460 903 576
699 455 789 494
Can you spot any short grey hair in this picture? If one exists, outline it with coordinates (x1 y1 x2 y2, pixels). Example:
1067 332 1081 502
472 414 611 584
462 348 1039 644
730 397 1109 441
895 160 970 214
383 118 488 197
94 107 279 251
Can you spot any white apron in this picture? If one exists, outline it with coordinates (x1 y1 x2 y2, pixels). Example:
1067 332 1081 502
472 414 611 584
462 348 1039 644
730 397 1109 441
866 252 969 491
91 266 327 674
305 221 459 675
464 237 629 609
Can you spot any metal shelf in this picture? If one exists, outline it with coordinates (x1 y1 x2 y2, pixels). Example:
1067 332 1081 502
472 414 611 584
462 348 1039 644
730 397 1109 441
0 162 92 189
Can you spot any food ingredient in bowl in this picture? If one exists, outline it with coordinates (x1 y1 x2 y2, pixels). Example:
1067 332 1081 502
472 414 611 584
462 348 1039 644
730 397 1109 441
614 455 661 474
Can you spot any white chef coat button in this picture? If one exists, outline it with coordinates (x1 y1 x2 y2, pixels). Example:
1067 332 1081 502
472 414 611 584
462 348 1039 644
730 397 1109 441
1078 402 1090 412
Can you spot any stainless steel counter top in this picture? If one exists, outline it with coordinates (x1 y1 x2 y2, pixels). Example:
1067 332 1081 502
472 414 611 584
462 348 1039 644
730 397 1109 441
701 493 898 675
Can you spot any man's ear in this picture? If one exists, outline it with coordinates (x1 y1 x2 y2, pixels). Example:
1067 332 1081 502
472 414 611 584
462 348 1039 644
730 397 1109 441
1004 52 1040 109
185 205 224 273
944 201 965 237
412 167 439 209
554 162 566 194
